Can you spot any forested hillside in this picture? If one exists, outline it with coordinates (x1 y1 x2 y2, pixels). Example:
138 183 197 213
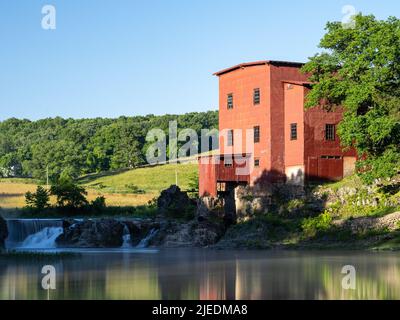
0 111 218 182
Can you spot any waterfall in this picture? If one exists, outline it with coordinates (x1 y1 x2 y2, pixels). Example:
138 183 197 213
5 219 63 249
136 228 158 248
21 227 63 249
121 224 131 248
5 219 159 250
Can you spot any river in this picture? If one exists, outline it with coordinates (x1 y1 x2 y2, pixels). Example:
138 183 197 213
2 219 400 300
1 249 400 299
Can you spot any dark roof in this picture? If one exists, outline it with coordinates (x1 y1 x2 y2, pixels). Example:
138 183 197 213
214 60 305 76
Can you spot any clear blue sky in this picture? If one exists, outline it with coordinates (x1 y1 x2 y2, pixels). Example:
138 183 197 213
0 0 399 120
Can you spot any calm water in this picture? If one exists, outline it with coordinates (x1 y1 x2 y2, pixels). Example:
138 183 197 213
1 249 400 300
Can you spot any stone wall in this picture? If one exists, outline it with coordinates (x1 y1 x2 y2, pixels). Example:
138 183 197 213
197 182 310 223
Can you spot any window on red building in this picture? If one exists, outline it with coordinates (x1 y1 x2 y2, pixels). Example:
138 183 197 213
254 158 260 167
217 182 227 192
290 123 297 140
325 124 335 141
227 93 233 109
227 129 234 146
254 126 260 143
253 88 260 105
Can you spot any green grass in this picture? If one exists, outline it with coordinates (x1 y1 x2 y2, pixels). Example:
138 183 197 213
0 163 198 211
318 174 363 192
79 163 198 195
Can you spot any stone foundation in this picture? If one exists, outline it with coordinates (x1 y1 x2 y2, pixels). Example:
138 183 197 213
197 182 308 223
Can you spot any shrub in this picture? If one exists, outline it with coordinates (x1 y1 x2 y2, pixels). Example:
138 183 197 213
187 172 199 198
165 201 196 220
286 199 306 212
326 200 341 216
301 212 332 238
25 186 50 211
147 197 157 208
50 177 88 209
357 149 400 185
94 182 106 189
125 183 145 194
91 196 106 209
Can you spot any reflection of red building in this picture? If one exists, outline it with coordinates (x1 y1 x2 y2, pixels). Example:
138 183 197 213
199 61 356 197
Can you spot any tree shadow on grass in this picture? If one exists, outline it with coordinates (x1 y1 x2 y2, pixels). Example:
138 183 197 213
77 169 130 184
0 193 23 198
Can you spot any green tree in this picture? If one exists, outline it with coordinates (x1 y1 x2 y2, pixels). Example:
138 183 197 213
90 196 106 213
109 121 145 169
25 186 50 211
50 177 88 208
302 14 400 183
0 111 219 180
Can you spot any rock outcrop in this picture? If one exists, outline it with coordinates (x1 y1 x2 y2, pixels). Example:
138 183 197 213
196 196 223 221
157 185 193 218
315 175 400 211
333 211 400 234
234 185 272 222
150 219 225 248
0 215 8 250
214 218 271 249
56 218 162 248
56 219 125 247
51 183 233 249
123 219 159 246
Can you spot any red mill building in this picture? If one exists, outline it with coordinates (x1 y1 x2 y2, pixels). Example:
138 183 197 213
199 60 357 197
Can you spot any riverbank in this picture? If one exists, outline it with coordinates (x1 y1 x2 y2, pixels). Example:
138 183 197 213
214 211 400 251
214 175 400 251
3 213 400 252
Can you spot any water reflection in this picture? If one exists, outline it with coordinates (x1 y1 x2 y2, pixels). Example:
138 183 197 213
1 250 400 300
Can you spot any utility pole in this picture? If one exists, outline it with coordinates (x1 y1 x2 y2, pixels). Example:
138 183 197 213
46 165 49 189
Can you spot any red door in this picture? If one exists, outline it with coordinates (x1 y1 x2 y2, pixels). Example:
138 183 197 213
307 157 343 181
307 157 319 180
318 158 343 181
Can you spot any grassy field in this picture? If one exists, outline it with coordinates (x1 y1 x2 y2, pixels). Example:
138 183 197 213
0 163 198 210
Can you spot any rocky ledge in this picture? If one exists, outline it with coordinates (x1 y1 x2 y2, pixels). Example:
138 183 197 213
150 219 225 247
56 219 126 248
56 218 162 248
54 185 226 248
54 217 224 248
333 211 400 234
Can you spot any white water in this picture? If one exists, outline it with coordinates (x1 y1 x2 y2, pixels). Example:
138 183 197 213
20 227 63 249
5 219 63 249
5 219 158 250
136 228 158 248
121 225 131 248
